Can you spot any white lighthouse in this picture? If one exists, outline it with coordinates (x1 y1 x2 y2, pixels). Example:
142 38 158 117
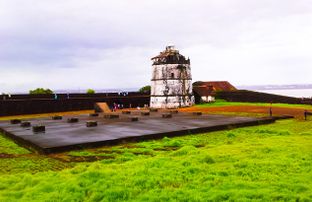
150 45 194 108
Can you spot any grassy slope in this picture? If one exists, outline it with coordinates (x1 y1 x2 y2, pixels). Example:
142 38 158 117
0 135 30 155
0 135 71 174
0 119 311 201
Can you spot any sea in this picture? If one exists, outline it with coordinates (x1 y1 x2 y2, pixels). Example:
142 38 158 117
255 89 312 98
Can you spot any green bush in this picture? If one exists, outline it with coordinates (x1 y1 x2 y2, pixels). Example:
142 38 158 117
29 88 53 95
139 85 151 93
86 89 95 94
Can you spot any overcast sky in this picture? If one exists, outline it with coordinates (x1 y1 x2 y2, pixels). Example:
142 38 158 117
0 0 312 93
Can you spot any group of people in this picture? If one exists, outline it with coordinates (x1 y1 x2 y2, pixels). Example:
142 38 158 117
111 103 149 111
112 103 124 111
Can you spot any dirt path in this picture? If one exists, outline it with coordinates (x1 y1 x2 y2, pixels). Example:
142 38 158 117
180 105 307 119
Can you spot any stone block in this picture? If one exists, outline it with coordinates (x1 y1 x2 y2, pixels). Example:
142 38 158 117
67 117 79 123
10 119 21 124
86 121 98 127
21 121 31 127
32 125 45 133
52 115 62 120
193 112 202 116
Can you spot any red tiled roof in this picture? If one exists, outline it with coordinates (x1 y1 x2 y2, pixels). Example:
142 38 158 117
193 85 215 96
193 81 237 92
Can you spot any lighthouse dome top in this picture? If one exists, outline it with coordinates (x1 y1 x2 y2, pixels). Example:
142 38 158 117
151 45 190 65
165 45 176 51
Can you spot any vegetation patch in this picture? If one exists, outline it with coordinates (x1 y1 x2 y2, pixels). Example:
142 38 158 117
197 99 312 110
0 100 311 201
0 135 30 155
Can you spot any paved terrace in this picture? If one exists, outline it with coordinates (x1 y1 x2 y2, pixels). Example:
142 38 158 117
0 111 275 154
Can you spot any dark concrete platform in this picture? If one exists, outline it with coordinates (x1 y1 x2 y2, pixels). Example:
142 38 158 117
0 111 276 154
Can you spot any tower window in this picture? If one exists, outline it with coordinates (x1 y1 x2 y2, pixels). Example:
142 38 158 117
171 73 174 78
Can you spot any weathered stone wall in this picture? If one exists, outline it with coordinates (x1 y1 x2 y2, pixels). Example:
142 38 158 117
151 80 193 96
151 64 192 80
150 63 194 108
150 96 194 108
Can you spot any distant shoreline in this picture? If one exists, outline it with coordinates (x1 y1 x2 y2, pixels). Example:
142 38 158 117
238 84 312 91
255 89 312 98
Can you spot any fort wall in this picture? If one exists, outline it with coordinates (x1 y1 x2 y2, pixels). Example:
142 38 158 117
0 93 149 116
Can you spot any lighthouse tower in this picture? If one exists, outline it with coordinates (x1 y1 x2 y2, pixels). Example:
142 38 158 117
150 45 194 108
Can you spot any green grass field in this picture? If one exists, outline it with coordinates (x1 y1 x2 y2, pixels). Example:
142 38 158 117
0 107 311 201
197 99 312 110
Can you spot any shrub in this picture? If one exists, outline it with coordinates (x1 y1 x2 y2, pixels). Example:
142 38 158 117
139 85 151 93
86 89 95 94
29 88 53 95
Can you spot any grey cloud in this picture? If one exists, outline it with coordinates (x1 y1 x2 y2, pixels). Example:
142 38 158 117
0 0 312 92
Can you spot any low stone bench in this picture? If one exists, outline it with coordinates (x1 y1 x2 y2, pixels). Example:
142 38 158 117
129 116 139 122
21 121 31 127
122 110 131 114
162 113 172 118
32 125 45 133
52 115 62 120
86 121 98 127
67 117 79 123
104 113 120 119
10 119 21 124
193 112 202 116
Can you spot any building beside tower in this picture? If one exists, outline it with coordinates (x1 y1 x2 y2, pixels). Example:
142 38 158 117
150 45 194 108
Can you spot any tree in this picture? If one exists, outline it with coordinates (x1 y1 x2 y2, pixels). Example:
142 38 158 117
86 89 95 94
139 85 151 93
29 88 53 94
